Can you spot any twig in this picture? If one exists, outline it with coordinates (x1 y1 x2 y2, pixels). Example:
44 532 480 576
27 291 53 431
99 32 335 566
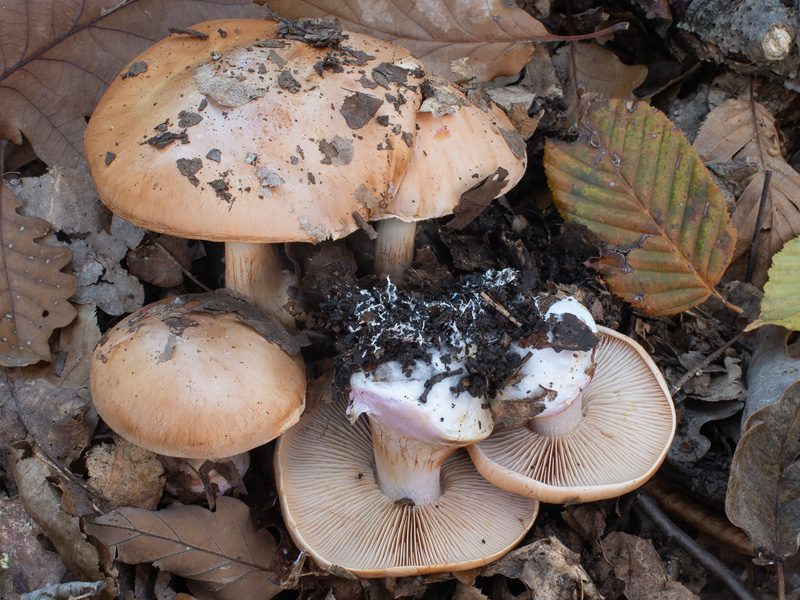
148 234 212 292
480 292 521 327
669 331 745 396
635 493 757 600
746 170 773 284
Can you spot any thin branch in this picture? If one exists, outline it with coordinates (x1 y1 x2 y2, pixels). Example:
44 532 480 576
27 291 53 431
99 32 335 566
148 234 212 292
669 331 745 396
635 493 757 600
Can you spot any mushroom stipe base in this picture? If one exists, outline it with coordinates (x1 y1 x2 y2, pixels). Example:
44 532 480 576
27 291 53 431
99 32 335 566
275 400 538 577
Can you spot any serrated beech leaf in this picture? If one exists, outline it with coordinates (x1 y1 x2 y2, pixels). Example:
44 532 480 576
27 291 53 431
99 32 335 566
0 183 76 366
268 0 552 82
746 235 800 332
85 497 281 600
545 100 737 315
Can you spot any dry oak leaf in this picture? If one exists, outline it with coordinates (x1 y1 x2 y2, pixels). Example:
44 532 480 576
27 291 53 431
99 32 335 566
553 42 648 126
85 497 282 600
0 0 263 168
268 0 553 82
694 99 800 287
0 183 76 366
726 330 800 562
545 99 737 315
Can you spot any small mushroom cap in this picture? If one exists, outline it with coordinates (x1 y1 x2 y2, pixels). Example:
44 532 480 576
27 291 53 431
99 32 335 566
84 19 424 243
469 327 675 504
90 293 306 459
379 81 527 222
275 400 538 577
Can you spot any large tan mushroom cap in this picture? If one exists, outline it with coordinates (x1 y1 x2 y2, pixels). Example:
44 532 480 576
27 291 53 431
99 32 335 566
381 83 527 222
84 19 424 243
91 293 306 459
468 327 675 504
275 400 538 577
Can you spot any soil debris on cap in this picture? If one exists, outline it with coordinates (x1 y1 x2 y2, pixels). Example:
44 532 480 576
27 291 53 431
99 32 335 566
447 168 510 231
168 27 209 40
318 136 354 166
176 157 203 186
208 177 232 202
205 148 222 162
121 61 148 79
340 92 384 129
372 62 421 88
104 152 116 166
194 62 266 107
499 128 526 160
254 168 284 195
146 131 188 149
267 50 287 68
177 111 203 128
278 70 302 93
275 16 347 48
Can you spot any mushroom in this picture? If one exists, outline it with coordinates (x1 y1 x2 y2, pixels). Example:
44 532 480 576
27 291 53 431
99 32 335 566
274 349 538 576
373 80 528 280
91 291 305 492
468 325 676 504
84 18 426 321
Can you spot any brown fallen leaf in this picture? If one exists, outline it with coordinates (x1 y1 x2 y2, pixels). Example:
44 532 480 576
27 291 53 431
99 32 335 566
553 42 648 125
481 536 601 600
694 99 800 287
602 531 699 599
86 438 165 512
726 325 800 563
0 0 264 168
268 0 554 82
11 443 113 593
85 497 282 600
126 235 192 288
0 496 66 594
0 183 76 366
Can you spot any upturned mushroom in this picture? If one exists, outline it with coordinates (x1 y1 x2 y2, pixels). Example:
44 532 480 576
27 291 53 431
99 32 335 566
275 350 538 576
90 291 305 491
374 80 528 280
469 314 676 504
84 18 426 320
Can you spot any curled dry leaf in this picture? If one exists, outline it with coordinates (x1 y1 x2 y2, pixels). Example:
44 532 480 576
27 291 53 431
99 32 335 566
553 42 648 126
0 0 263 168
86 438 165 512
11 444 111 593
545 99 737 315
268 0 553 82
694 99 800 287
746 234 800 332
0 183 76 366
726 325 800 562
85 497 281 600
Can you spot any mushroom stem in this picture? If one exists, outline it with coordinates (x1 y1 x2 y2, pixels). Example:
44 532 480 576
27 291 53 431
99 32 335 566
527 394 584 438
369 418 451 505
374 218 416 281
225 242 294 328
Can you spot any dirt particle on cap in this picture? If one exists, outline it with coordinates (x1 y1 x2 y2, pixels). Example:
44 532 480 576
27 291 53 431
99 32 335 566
104 152 116 166
145 131 188 149
206 148 222 162
254 167 284 195
217 28 228 38
340 92 383 130
121 61 148 79
177 111 203 128
401 131 414 148
194 63 265 107
198 98 208 111
278 70 301 93
307 172 316 184
267 50 287 69
318 136 354 166
176 157 203 186
499 127 526 160
209 177 232 202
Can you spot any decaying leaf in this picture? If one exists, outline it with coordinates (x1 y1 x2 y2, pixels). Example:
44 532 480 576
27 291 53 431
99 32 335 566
0 0 263 168
480 537 601 600
9 170 146 316
269 0 554 82
11 444 111 591
85 497 281 600
694 99 800 287
553 42 648 125
86 438 165 512
0 183 76 366
545 99 737 315
0 496 67 594
0 374 97 466
726 326 800 562
669 399 743 463
602 532 699 599
746 235 800 331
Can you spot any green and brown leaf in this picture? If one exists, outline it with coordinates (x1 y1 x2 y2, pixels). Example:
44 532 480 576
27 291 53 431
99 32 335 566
545 99 737 315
